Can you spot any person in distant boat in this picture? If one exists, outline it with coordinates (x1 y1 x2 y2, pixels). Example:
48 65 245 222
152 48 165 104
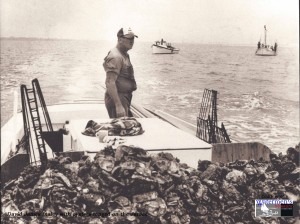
274 42 278 52
161 38 164 45
257 41 261 49
103 27 138 118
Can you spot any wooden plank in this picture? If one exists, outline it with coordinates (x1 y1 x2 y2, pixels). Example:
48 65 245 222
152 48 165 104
212 142 272 163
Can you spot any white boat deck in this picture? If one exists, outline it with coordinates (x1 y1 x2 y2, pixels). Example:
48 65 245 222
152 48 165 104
68 118 212 167
1 102 212 168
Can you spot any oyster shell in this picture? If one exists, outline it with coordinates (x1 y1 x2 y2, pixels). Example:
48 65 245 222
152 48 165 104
1 144 299 224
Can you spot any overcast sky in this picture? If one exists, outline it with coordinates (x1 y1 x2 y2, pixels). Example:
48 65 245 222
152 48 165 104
1 0 299 46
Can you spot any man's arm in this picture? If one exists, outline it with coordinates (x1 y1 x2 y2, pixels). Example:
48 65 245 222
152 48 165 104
105 71 125 117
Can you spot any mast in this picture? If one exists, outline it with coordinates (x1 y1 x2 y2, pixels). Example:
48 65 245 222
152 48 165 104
264 25 267 45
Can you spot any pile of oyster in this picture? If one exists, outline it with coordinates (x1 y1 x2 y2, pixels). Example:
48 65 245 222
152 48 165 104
1 144 299 224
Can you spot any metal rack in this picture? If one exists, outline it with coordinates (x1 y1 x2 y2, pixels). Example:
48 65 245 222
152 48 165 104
196 89 231 144
21 79 53 169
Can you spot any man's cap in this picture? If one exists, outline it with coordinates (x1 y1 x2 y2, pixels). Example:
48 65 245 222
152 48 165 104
117 27 138 38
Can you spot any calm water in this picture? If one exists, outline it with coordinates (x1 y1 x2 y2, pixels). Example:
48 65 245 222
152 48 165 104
1 39 299 153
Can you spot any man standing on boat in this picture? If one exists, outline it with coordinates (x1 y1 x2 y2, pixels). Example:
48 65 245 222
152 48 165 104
103 27 138 118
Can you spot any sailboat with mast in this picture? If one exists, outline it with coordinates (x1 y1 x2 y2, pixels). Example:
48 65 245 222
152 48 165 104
255 25 278 56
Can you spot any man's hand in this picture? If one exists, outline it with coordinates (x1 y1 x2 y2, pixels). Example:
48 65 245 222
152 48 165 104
116 104 126 117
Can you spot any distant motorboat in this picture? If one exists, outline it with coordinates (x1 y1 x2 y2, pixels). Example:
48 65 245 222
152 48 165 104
152 39 179 54
255 26 277 56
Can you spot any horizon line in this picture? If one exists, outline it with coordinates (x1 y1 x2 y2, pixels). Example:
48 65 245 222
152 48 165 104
0 36 296 47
